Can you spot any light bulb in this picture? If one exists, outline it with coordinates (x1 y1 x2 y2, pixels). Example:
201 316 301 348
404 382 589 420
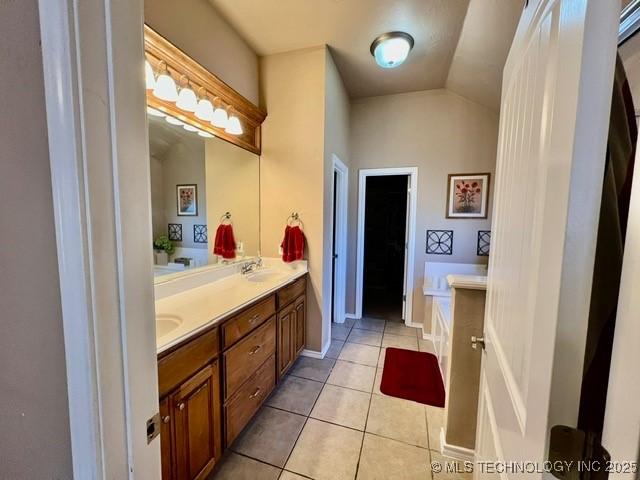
147 106 166 117
145 60 155 90
197 130 214 138
211 104 229 128
176 86 198 112
153 72 178 102
183 124 199 132
165 115 184 126
195 98 214 121
225 115 243 135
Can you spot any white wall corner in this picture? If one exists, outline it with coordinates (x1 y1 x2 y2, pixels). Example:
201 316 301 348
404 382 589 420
439 428 475 463
301 337 331 359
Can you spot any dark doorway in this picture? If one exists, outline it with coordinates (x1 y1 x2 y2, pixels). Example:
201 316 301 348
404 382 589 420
362 175 408 321
331 170 338 323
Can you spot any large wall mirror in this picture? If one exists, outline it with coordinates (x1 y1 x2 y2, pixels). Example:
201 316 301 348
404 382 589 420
148 112 260 280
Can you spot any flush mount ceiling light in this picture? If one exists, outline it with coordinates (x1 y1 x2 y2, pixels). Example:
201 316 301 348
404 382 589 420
370 31 414 69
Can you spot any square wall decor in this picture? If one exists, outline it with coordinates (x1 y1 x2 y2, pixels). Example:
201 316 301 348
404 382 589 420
477 230 491 256
168 223 182 242
446 173 490 219
194 224 208 244
426 230 453 255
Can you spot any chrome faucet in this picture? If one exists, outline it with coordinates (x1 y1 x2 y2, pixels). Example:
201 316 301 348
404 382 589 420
241 257 263 275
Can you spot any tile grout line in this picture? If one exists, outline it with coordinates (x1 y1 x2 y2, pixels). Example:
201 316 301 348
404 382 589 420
277 343 344 478
221 318 445 479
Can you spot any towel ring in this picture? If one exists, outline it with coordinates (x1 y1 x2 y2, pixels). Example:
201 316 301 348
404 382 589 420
287 212 303 228
220 212 232 224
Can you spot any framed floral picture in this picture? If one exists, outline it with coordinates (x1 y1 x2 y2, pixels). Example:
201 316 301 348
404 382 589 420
176 184 198 216
446 173 490 219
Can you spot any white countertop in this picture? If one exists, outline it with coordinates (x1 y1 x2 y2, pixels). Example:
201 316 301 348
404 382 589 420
446 274 487 290
155 261 308 354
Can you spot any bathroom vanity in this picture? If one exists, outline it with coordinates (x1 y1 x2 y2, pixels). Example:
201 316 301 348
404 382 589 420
143 24 304 479
156 265 307 479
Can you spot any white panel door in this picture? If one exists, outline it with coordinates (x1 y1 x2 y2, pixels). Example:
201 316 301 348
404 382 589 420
475 0 620 476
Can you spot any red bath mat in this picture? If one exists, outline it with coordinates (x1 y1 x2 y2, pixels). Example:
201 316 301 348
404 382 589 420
380 348 445 407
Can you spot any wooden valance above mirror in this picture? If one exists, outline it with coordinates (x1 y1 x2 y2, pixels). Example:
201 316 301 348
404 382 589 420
144 25 266 155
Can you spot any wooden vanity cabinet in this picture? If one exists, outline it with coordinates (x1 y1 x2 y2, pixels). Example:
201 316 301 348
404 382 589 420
162 362 222 480
277 303 295 377
277 286 307 378
158 274 307 479
294 295 306 356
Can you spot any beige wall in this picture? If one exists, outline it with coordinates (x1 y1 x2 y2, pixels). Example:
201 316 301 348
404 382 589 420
260 47 336 352
205 137 260 262
160 139 207 249
0 0 73 477
348 90 498 324
322 49 352 334
145 0 259 104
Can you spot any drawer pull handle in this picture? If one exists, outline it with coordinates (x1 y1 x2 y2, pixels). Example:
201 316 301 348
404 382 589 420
249 345 262 355
249 314 260 324
249 388 261 400
162 415 171 424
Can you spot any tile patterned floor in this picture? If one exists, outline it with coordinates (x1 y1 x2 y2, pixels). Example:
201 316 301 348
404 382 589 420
209 318 469 480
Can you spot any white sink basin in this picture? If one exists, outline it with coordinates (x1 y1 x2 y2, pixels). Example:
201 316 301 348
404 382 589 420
156 314 182 337
245 269 284 283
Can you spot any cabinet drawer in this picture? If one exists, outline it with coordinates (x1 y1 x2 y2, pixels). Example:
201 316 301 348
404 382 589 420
225 355 276 445
277 276 306 308
222 295 276 349
158 327 219 398
224 317 276 398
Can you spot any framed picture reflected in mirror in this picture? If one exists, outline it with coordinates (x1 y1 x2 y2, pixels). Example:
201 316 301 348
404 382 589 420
176 184 198 216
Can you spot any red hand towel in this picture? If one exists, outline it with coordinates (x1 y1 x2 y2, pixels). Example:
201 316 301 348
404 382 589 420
214 224 236 259
281 225 305 262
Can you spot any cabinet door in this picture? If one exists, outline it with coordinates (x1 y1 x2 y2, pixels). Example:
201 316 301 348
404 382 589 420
294 294 306 356
160 397 173 480
172 361 221 480
277 303 295 377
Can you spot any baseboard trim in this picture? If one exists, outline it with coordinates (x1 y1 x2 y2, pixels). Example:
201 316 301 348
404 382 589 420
406 321 433 341
301 339 330 359
439 429 475 462
345 313 359 319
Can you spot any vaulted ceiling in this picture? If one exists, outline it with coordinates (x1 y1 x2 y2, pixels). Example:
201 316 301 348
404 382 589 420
210 0 521 109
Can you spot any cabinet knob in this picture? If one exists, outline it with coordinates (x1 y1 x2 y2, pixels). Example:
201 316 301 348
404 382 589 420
178 403 185 411
162 415 170 424
249 388 261 400
248 345 262 355
249 314 260 324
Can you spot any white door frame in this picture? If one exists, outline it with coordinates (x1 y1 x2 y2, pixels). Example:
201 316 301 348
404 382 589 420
331 155 349 324
355 167 418 324
38 0 160 478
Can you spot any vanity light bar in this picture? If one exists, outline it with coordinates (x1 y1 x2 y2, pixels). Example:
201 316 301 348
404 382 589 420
146 58 243 136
